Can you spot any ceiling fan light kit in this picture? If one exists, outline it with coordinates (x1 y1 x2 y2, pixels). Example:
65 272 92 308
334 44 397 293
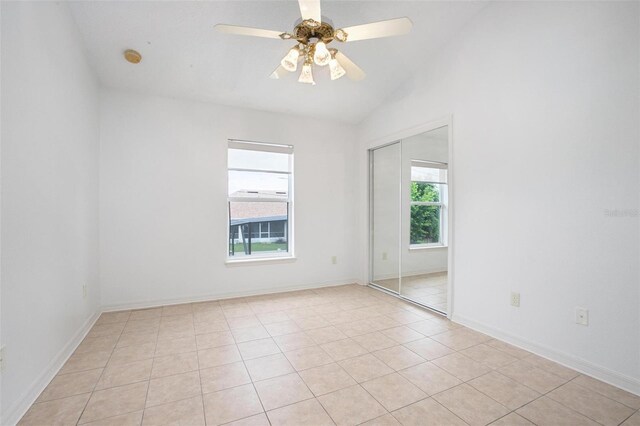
215 0 412 85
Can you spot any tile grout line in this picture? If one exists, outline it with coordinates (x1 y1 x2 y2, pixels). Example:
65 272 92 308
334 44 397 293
137 312 160 426
240 293 345 424
238 305 272 426
319 349 393 424
432 345 637 425
191 308 209 426
567 375 640 412
69 318 129 426
507 379 602 425
334 347 473 426
74 314 129 425
424 342 564 425
367 328 574 425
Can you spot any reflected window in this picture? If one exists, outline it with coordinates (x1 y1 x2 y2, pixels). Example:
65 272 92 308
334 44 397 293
410 161 447 246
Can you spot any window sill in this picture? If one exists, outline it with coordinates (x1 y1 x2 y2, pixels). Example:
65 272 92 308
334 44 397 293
225 256 296 266
409 245 448 251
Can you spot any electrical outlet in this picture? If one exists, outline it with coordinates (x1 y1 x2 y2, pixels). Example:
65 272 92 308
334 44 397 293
510 292 521 307
575 307 589 326
331 256 337 265
382 252 388 261
83 284 88 299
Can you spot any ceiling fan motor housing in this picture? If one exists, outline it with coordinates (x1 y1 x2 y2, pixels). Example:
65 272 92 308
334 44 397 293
293 20 337 44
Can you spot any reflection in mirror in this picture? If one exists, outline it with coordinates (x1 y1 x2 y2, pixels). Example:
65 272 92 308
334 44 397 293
370 142 401 293
400 126 449 313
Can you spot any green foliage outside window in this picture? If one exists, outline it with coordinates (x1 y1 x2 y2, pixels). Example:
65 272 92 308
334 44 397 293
410 182 441 244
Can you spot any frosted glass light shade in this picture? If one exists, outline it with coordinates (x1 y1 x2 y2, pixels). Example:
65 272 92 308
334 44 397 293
298 63 315 85
329 58 346 80
281 47 300 72
313 42 331 66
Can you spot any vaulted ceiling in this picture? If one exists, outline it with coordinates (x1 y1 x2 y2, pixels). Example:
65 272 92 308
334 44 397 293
69 1 487 123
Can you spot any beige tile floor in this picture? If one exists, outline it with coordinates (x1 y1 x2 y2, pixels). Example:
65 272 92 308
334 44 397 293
19 284 640 426
373 273 448 313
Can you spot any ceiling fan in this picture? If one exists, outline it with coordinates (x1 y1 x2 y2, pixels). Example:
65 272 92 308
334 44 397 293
215 0 412 85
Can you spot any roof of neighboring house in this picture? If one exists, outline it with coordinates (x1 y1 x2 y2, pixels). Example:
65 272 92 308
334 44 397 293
229 191 287 225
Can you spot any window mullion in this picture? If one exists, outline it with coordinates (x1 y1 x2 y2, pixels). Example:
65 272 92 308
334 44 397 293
228 197 290 203
228 167 291 175
410 201 443 207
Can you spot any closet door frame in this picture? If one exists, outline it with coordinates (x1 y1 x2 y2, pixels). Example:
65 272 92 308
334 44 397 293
367 116 454 318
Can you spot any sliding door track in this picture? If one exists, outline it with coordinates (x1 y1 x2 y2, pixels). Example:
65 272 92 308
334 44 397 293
368 282 447 317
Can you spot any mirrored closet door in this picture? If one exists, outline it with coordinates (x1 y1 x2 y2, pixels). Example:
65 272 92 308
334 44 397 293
370 125 450 314
370 142 401 294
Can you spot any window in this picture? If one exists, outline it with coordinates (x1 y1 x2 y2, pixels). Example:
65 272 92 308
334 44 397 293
227 140 293 259
410 160 447 246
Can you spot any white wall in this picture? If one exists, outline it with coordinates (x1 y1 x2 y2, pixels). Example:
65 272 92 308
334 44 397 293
359 1 640 391
99 89 359 308
1 2 100 423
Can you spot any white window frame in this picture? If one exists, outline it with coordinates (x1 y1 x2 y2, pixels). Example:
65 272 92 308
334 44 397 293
409 160 448 249
227 140 294 262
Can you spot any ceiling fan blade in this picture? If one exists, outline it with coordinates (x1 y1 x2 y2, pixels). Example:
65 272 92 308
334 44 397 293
335 51 365 81
341 17 412 42
298 0 321 22
269 65 289 80
215 24 283 39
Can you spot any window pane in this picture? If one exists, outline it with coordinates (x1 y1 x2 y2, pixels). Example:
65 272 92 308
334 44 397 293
228 148 289 172
228 170 289 198
260 221 269 238
229 201 288 257
411 166 447 184
250 223 260 239
269 221 285 237
410 205 441 244
411 182 441 203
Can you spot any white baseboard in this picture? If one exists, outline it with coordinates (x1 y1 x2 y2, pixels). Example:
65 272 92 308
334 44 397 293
101 278 362 312
3 311 101 426
452 313 640 396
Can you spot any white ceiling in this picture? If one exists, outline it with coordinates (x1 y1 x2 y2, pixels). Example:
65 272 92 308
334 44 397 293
69 1 486 123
